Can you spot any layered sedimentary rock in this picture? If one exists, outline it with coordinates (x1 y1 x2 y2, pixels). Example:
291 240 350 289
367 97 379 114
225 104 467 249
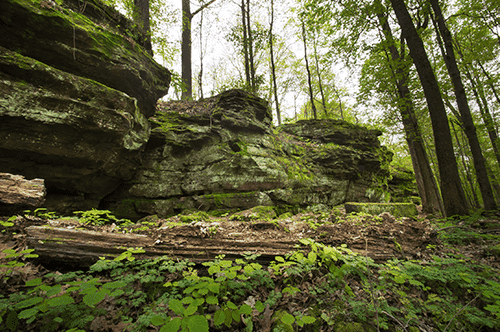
103 89 393 219
0 0 171 211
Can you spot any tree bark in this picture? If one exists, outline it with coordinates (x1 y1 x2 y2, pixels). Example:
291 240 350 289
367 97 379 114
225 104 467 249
269 0 281 125
181 0 192 100
241 0 250 87
389 0 469 216
430 0 496 211
301 21 317 120
181 0 217 100
133 0 152 56
375 4 443 215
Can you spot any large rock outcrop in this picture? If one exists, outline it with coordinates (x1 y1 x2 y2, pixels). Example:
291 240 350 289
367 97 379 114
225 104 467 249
0 0 171 211
102 89 393 219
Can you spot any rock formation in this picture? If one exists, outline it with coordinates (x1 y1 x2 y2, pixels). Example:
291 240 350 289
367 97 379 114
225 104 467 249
0 0 393 219
102 90 393 220
0 0 171 211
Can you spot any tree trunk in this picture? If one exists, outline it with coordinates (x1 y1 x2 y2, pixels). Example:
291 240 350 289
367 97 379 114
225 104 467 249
241 0 250 87
430 0 496 211
301 21 317 120
133 0 153 56
181 0 193 100
376 4 443 215
313 35 327 117
389 0 469 216
246 0 256 93
269 0 281 125
181 0 217 100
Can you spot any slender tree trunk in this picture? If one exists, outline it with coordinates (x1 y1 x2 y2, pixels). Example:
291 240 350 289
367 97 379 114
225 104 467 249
241 0 250 87
246 0 256 93
198 7 204 99
133 0 152 56
301 21 317 120
430 0 496 211
451 120 480 208
376 4 443 215
389 0 469 216
181 0 217 100
269 0 280 125
464 66 500 167
313 35 327 117
181 0 192 100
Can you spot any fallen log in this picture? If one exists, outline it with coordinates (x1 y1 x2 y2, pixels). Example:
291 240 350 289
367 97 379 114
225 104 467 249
25 226 301 268
0 173 46 215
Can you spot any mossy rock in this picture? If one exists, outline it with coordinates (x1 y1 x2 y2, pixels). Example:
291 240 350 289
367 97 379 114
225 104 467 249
335 322 375 332
344 202 417 217
231 205 277 221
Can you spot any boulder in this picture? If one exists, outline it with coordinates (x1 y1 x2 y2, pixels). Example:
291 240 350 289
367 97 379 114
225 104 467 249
0 0 170 212
344 202 418 218
102 89 393 219
0 173 46 215
0 0 171 117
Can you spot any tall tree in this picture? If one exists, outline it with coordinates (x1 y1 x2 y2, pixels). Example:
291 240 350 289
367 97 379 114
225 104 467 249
389 0 469 216
133 0 153 56
301 20 317 119
182 0 217 100
430 0 497 211
374 0 443 215
269 0 281 124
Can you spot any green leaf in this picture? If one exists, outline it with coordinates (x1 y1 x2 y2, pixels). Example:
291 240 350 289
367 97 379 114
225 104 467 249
47 295 75 307
301 315 316 324
226 301 238 310
207 283 220 294
25 278 42 287
255 301 265 313
185 303 199 316
206 295 218 305
46 284 62 297
83 289 106 307
16 297 43 309
187 315 209 332
239 303 252 315
169 299 184 316
160 317 182 332
18 307 39 319
150 315 165 326
182 296 194 304
214 309 226 326
307 251 317 263
281 313 295 325
53 317 63 323
275 256 285 263
103 280 127 289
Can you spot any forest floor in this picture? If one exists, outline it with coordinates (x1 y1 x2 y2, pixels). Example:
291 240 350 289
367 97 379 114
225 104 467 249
1 207 500 331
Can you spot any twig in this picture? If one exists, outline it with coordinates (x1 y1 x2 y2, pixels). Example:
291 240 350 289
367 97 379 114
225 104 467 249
381 311 408 332
443 294 480 332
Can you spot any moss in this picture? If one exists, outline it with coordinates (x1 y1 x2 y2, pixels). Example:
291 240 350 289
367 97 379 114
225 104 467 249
335 322 375 332
345 202 418 217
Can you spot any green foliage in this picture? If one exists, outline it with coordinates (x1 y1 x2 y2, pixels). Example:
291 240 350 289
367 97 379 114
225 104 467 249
73 208 131 226
23 208 57 220
0 248 38 279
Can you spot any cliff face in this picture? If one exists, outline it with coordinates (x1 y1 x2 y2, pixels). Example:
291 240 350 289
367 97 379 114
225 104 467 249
102 90 393 219
0 0 171 211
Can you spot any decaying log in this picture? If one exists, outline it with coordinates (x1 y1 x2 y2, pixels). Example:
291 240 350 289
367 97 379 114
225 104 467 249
0 173 46 215
25 226 301 268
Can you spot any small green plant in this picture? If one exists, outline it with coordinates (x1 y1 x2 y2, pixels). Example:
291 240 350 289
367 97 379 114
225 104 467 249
0 248 38 279
24 208 57 220
73 209 130 226
0 216 16 230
